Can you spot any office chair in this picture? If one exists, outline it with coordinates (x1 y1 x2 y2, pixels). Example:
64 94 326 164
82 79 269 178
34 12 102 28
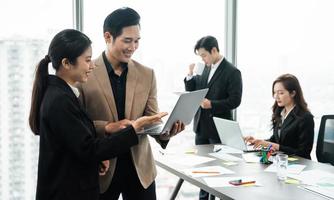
316 115 334 165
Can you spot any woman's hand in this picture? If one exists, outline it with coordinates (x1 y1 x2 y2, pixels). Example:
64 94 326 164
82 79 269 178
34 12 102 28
132 112 168 132
105 119 132 134
244 136 255 144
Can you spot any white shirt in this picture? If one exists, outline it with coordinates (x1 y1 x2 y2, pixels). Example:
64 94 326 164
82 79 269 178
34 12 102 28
186 57 224 83
207 57 224 83
278 105 296 138
68 83 80 98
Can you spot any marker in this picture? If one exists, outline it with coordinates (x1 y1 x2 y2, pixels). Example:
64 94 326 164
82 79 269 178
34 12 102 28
214 148 222 153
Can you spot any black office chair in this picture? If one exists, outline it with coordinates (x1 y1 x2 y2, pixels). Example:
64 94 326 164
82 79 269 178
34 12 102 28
316 115 334 165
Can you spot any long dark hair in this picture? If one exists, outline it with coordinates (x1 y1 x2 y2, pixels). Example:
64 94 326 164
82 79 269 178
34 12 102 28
271 74 309 128
29 29 91 135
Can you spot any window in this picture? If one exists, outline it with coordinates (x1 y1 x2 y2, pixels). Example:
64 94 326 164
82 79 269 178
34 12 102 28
237 0 334 155
0 0 72 199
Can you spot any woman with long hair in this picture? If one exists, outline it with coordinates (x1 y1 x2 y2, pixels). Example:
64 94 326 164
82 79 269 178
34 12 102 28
245 74 314 159
29 29 166 200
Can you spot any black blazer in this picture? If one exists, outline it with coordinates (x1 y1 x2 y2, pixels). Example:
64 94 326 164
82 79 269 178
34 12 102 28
268 106 314 159
36 76 138 200
185 58 242 140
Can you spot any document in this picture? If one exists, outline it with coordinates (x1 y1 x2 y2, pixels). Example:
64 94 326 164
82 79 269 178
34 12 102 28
213 144 243 154
292 170 334 199
264 164 306 174
183 165 235 178
209 152 243 162
159 154 215 169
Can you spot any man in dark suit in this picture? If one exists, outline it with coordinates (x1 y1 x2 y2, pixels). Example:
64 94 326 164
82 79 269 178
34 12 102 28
184 35 242 200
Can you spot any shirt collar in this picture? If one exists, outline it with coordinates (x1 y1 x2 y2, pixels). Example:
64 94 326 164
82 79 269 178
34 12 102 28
211 56 224 69
67 83 80 98
102 51 128 75
280 105 296 121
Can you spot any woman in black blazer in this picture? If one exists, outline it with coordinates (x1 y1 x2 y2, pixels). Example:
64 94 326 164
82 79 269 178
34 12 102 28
245 74 314 159
29 29 166 200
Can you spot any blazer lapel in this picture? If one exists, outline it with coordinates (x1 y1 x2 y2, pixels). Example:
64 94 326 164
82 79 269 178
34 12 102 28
94 55 118 121
279 113 295 142
125 61 137 119
207 59 226 88
201 67 211 88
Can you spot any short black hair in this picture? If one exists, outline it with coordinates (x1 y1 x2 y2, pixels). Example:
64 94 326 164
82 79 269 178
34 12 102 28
194 36 219 54
103 7 141 39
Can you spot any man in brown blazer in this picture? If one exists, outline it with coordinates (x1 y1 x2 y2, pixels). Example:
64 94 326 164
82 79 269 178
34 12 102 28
78 7 184 200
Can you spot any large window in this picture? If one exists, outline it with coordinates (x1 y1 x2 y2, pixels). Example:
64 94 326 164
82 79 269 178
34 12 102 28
237 0 334 159
0 1 72 199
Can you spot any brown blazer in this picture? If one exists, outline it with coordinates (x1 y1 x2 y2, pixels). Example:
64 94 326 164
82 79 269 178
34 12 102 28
77 54 159 193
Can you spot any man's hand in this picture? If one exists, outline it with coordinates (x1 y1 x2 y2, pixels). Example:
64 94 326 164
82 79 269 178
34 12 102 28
132 112 168 132
200 98 212 109
159 120 185 140
105 119 132 134
188 63 195 76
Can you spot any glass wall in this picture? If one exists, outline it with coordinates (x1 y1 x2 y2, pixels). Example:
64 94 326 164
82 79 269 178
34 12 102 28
237 0 334 159
0 0 72 199
3 0 334 199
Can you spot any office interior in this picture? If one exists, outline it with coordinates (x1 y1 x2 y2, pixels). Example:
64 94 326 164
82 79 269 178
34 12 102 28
0 0 334 199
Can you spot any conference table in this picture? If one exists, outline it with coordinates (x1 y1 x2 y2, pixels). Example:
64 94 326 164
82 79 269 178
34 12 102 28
154 144 334 200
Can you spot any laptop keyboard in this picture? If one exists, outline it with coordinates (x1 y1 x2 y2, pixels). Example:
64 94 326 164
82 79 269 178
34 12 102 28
244 145 261 152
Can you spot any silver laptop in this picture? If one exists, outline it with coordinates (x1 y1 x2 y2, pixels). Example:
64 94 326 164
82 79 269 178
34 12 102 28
213 117 260 152
142 88 209 135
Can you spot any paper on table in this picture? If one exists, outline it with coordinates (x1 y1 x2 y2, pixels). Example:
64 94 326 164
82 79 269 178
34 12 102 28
288 170 334 186
209 152 243 162
242 153 260 163
213 145 243 154
290 170 334 199
203 176 261 188
299 185 334 200
183 165 235 178
264 164 306 174
160 154 215 169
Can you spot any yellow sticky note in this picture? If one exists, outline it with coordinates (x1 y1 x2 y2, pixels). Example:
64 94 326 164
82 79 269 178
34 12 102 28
288 157 298 161
185 149 197 154
285 179 299 184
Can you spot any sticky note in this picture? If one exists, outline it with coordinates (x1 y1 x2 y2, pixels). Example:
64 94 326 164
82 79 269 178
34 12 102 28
185 149 198 154
285 179 299 184
288 157 299 161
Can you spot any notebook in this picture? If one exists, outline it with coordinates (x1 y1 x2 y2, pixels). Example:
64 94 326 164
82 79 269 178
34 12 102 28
213 117 260 152
142 88 209 135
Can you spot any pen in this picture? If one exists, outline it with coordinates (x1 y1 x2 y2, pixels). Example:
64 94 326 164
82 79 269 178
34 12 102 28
239 180 256 185
191 171 220 174
214 148 222 153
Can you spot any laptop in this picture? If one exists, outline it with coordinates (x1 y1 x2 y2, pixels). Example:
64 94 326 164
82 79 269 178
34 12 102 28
142 88 209 135
213 117 260 152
